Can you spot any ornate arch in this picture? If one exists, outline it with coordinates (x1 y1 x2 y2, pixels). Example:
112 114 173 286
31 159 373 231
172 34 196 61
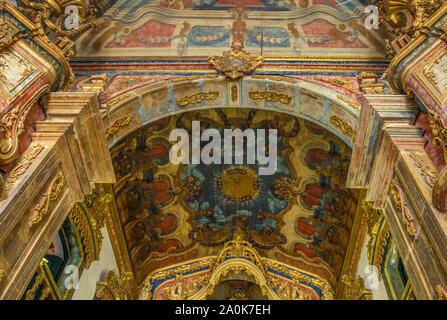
99 76 360 150
138 235 334 300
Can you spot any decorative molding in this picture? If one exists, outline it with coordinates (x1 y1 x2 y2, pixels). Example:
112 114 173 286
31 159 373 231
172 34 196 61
29 173 65 227
330 116 356 140
209 49 264 79
409 151 437 188
248 91 292 104
390 179 418 239
104 114 132 138
0 270 5 283
176 91 219 107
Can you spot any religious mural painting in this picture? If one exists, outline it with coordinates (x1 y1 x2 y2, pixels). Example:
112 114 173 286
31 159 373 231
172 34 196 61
111 108 356 285
1 0 447 303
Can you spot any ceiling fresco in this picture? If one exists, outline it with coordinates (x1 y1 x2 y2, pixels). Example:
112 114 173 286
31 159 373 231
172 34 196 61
110 108 359 285
75 0 384 57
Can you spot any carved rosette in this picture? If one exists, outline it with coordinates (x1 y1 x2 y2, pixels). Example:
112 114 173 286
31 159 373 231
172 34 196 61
209 49 264 79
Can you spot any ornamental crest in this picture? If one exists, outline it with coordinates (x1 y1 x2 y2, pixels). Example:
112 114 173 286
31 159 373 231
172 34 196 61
208 49 264 80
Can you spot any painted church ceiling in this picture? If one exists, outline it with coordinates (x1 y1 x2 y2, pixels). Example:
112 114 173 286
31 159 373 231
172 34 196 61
110 108 358 285
75 0 385 58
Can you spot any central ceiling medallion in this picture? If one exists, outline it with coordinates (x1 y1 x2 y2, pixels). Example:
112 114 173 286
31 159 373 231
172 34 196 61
218 166 260 202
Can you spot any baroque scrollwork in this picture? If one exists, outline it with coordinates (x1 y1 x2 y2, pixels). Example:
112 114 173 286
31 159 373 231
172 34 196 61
176 91 219 107
409 151 437 188
337 95 361 110
427 108 447 161
5 144 44 192
29 173 65 227
330 116 356 140
357 72 385 94
248 91 292 104
390 180 418 239
104 114 132 138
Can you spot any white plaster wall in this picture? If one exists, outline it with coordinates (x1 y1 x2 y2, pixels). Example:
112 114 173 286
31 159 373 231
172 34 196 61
355 234 389 300
71 227 120 300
